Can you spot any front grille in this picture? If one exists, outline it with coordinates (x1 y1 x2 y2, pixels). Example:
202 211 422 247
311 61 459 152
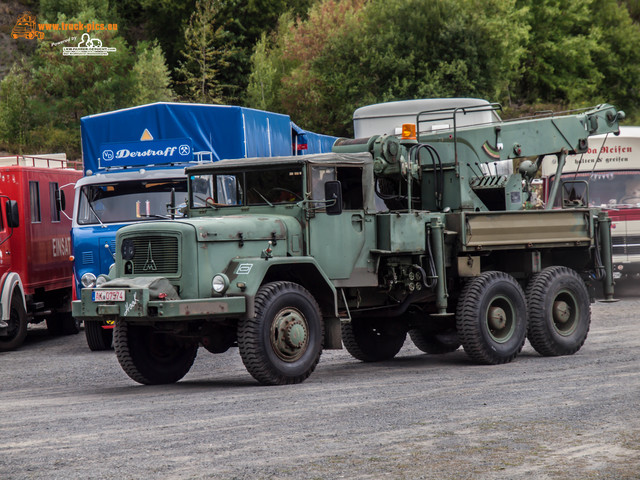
82 251 94 265
611 235 640 256
127 235 179 275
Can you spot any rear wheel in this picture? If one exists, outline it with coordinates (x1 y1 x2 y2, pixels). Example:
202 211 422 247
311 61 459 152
114 322 198 385
456 271 527 365
409 328 460 354
526 266 590 356
0 292 27 352
342 318 406 362
85 320 114 351
238 282 323 385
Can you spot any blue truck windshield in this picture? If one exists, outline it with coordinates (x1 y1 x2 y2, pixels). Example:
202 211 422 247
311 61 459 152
77 179 188 225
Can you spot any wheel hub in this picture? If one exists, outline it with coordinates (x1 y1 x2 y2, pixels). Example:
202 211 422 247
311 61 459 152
553 300 571 324
271 308 308 362
488 306 507 330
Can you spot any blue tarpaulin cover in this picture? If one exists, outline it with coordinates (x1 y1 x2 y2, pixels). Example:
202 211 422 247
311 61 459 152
80 103 334 175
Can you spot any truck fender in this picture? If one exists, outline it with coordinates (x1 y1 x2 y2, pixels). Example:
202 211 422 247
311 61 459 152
0 272 26 321
226 257 338 319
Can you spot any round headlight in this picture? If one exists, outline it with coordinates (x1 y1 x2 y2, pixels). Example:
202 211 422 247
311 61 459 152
95 275 109 287
212 274 229 294
81 272 97 288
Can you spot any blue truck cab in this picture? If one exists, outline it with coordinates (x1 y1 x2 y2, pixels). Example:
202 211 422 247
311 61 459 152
73 102 336 350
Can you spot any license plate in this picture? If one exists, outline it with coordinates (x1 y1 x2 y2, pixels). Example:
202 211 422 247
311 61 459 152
92 290 125 302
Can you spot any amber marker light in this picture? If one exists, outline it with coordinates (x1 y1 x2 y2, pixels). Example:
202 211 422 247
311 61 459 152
401 123 417 140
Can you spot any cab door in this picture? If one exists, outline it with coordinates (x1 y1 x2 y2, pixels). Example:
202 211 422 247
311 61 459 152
0 198 8 276
307 165 377 285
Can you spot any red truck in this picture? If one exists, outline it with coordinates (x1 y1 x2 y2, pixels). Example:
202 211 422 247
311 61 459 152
0 155 81 351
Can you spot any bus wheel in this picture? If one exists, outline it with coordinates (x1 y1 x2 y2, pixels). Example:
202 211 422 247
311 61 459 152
456 271 527 365
526 266 590 356
114 322 198 385
85 320 114 351
238 281 323 385
0 292 28 352
342 318 406 362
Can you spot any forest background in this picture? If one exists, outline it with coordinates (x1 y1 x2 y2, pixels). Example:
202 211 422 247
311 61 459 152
1 0 640 160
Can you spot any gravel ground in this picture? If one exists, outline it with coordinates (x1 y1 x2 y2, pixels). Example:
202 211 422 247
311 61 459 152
1 290 639 479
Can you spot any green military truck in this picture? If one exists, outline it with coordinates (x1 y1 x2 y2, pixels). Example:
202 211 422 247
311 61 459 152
73 99 624 386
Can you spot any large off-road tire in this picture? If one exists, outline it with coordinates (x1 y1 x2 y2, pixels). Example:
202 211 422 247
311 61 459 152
456 271 527 365
238 281 323 385
0 292 28 352
113 321 198 385
47 313 81 335
342 318 406 362
526 266 590 357
85 320 114 351
409 328 460 354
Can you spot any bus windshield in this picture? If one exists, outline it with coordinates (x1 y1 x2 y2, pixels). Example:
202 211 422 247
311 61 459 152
549 170 640 208
77 179 188 225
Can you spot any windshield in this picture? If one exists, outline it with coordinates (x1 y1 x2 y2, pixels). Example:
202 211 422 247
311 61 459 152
77 179 188 225
190 166 304 207
549 171 640 208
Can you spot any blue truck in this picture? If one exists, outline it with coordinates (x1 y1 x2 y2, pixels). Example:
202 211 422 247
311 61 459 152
72 102 336 350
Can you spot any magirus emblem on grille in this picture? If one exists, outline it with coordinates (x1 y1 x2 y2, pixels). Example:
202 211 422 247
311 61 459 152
143 242 157 271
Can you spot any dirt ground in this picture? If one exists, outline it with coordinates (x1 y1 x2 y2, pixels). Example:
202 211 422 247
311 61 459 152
1 289 639 479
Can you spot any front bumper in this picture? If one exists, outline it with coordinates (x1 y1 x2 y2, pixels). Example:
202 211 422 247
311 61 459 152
72 288 246 322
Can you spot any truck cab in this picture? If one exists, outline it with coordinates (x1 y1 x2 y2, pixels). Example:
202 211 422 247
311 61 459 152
0 155 81 351
73 102 337 351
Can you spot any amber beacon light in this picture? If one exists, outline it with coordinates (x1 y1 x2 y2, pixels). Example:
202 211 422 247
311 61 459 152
401 123 417 140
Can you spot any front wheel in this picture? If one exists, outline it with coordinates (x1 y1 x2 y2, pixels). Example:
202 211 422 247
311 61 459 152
114 322 198 385
526 266 590 356
0 292 27 352
456 271 527 365
85 320 114 351
238 281 323 385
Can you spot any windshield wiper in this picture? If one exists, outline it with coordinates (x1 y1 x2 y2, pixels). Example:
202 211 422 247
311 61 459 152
83 190 106 228
251 188 273 207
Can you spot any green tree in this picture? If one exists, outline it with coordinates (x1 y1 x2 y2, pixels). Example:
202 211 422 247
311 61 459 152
514 0 603 105
175 0 234 103
248 0 529 136
0 64 34 151
132 40 174 105
39 0 113 22
589 0 640 120
1 9 144 157
511 0 640 120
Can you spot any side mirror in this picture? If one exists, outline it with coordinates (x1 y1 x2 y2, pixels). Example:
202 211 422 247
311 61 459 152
324 180 343 215
55 189 66 212
6 200 19 228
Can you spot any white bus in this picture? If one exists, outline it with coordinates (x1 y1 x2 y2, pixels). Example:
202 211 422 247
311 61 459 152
542 126 640 279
